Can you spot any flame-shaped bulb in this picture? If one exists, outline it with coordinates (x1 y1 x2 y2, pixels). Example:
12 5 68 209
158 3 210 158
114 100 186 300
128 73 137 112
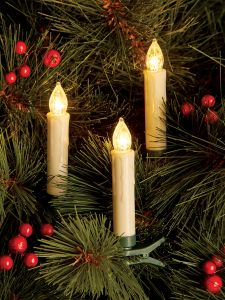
113 118 132 151
49 82 68 115
146 38 164 72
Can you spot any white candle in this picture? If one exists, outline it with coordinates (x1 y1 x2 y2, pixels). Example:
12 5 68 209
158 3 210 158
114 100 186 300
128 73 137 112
144 38 167 154
111 118 136 248
47 82 70 196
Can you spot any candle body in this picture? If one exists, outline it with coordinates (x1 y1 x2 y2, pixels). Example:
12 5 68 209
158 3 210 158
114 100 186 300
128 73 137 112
47 112 70 196
111 149 136 248
144 69 167 152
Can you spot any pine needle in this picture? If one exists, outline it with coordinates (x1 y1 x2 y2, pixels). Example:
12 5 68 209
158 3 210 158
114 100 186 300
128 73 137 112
0 128 45 223
37 214 147 300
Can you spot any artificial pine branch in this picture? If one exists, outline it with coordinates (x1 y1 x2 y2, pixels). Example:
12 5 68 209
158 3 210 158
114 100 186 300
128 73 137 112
0 128 45 224
140 88 225 232
168 219 225 299
51 133 112 215
18 0 222 94
0 11 128 136
148 123 225 232
37 214 148 300
0 256 66 300
51 132 164 243
0 13 65 110
0 1 224 300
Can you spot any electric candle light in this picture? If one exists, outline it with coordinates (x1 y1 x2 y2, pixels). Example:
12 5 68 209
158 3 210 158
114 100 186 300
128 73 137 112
47 82 70 196
111 118 136 249
144 38 167 155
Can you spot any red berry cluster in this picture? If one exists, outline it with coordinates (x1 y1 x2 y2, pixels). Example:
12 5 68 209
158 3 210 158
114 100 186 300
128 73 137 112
4 40 61 85
5 41 30 85
202 252 224 294
201 95 218 124
0 223 54 271
180 95 218 124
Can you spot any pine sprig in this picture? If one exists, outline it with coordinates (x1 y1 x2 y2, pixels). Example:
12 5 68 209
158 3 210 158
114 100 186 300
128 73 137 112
0 12 128 135
26 0 224 94
143 91 225 233
148 125 225 232
0 256 67 300
51 132 165 244
0 129 45 223
37 214 147 300
0 13 65 110
51 133 112 215
169 222 225 299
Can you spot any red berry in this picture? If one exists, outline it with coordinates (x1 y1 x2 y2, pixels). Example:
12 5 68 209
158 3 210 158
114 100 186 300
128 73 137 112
8 235 27 253
211 255 223 268
19 223 33 237
15 41 27 55
180 102 195 116
40 223 54 236
23 253 38 268
204 110 219 124
202 260 217 274
0 255 13 271
204 275 223 294
43 49 61 68
19 65 31 78
5 72 17 84
201 95 215 108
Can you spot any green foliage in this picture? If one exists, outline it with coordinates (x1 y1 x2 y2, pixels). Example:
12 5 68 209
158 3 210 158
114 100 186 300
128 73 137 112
0 11 128 138
143 92 225 232
0 128 45 224
0 13 63 104
37 214 147 300
4 0 224 105
0 0 225 299
51 133 112 215
51 132 167 248
169 220 225 299
0 256 66 300
21 0 224 94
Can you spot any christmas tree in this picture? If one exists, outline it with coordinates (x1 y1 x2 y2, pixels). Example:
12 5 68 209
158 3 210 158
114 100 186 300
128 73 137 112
0 0 225 299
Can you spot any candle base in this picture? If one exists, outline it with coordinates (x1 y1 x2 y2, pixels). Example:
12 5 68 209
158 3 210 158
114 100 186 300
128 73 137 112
119 235 136 249
146 149 166 158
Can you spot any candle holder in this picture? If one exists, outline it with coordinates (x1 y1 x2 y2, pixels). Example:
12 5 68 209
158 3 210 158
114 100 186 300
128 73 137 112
147 149 166 158
123 237 165 267
119 236 136 249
